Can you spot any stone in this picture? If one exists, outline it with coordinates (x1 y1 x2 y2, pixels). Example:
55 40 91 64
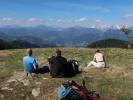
0 94 5 98
21 79 30 86
1 87 9 90
32 88 40 97
35 82 42 86
1 87 13 91
4 83 9 87
20 93 25 97
7 79 17 83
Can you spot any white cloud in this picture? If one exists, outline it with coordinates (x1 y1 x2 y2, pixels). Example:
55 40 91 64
28 18 42 22
122 13 133 26
0 17 17 26
57 19 64 23
28 18 37 22
123 13 133 19
92 19 110 30
1 17 14 21
96 19 101 23
75 17 88 22
123 13 133 23
0 17 110 29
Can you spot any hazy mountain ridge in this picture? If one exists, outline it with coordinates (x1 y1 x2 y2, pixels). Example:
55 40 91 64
0 25 129 47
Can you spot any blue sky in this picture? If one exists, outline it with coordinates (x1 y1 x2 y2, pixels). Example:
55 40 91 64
0 0 133 27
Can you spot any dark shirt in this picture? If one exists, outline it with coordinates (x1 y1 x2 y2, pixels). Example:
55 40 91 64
48 56 67 77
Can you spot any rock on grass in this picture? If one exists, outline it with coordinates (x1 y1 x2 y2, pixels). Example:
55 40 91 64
32 88 40 97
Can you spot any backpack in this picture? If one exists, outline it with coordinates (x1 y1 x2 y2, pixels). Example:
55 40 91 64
66 60 79 77
57 85 81 100
57 80 100 100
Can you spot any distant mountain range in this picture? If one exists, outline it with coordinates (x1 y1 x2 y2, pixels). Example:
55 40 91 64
0 25 131 48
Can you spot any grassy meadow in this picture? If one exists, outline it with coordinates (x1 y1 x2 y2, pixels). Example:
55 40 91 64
0 48 133 100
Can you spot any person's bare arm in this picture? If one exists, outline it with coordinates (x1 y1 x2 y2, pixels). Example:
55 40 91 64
34 64 38 70
33 59 38 70
93 54 96 62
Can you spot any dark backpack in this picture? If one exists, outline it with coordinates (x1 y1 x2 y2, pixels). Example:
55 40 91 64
63 90 81 100
57 84 81 100
66 60 79 77
61 80 100 100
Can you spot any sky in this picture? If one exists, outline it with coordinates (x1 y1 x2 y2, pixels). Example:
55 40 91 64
0 0 133 27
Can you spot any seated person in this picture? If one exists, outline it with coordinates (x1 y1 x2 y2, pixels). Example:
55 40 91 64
23 48 49 77
23 48 38 77
48 49 67 78
87 49 106 68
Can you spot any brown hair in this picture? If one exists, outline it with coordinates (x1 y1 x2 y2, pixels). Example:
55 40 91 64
55 48 61 56
96 49 100 53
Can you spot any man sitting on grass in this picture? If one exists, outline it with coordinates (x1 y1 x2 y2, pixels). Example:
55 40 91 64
87 49 106 68
23 48 38 77
48 49 67 78
23 48 50 77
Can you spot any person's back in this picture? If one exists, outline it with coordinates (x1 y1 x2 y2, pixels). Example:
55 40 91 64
53 56 67 71
23 55 36 73
48 49 67 77
94 52 104 62
23 49 38 77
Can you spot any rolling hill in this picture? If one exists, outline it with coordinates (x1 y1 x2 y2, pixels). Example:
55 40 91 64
87 39 131 48
0 39 57 50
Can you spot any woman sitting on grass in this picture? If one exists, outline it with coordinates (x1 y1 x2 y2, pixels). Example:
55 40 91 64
87 49 106 68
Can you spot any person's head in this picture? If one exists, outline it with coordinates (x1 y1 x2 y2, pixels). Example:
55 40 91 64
27 48 32 56
55 48 61 56
96 49 100 53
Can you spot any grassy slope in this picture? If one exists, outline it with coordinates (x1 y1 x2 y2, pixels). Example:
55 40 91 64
0 48 133 100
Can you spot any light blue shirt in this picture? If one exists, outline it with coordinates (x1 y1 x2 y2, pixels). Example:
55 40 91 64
23 55 36 73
